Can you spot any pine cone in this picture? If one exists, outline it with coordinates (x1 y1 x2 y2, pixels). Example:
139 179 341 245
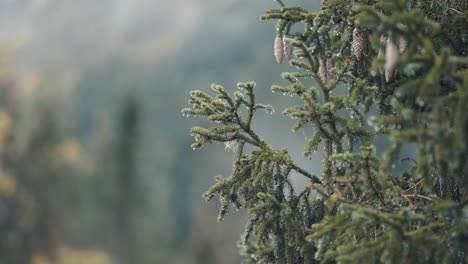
398 37 407 54
283 36 293 61
378 34 387 58
385 39 399 83
352 27 364 61
326 58 334 82
274 36 283 64
319 59 327 83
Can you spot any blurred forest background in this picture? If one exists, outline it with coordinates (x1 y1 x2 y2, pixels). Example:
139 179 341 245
0 0 321 263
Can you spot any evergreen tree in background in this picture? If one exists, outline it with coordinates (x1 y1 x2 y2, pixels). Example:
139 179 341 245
0 48 89 263
112 93 141 264
0 47 33 264
183 0 467 263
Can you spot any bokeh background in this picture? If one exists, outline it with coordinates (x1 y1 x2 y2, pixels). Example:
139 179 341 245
0 0 320 263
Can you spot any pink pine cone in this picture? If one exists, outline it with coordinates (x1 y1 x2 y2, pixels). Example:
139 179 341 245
378 34 387 58
283 36 293 61
385 39 399 83
319 59 328 83
326 58 334 82
352 27 364 61
398 37 407 53
274 36 284 64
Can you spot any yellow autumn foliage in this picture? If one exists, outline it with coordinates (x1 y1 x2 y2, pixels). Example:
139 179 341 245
0 170 16 198
58 139 83 165
32 246 111 264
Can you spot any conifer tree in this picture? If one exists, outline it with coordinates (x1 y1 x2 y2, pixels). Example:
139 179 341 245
183 0 467 263
113 93 141 264
0 47 68 264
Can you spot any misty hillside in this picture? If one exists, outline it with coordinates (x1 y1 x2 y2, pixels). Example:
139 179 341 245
0 1 322 263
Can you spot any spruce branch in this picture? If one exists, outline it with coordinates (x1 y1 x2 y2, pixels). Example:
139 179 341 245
184 0 467 262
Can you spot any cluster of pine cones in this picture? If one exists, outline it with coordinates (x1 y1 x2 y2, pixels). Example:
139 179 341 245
353 27 407 83
274 35 293 64
273 27 408 83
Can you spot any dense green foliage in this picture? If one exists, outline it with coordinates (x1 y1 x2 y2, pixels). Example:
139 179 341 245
184 0 468 263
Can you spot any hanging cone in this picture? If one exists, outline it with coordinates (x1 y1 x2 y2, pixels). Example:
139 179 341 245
398 37 407 54
326 58 334 82
274 36 283 64
378 35 387 79
352 27 364 61
385 39 399 83
283 36 293 61
319 59 327 83
378 34 387 58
